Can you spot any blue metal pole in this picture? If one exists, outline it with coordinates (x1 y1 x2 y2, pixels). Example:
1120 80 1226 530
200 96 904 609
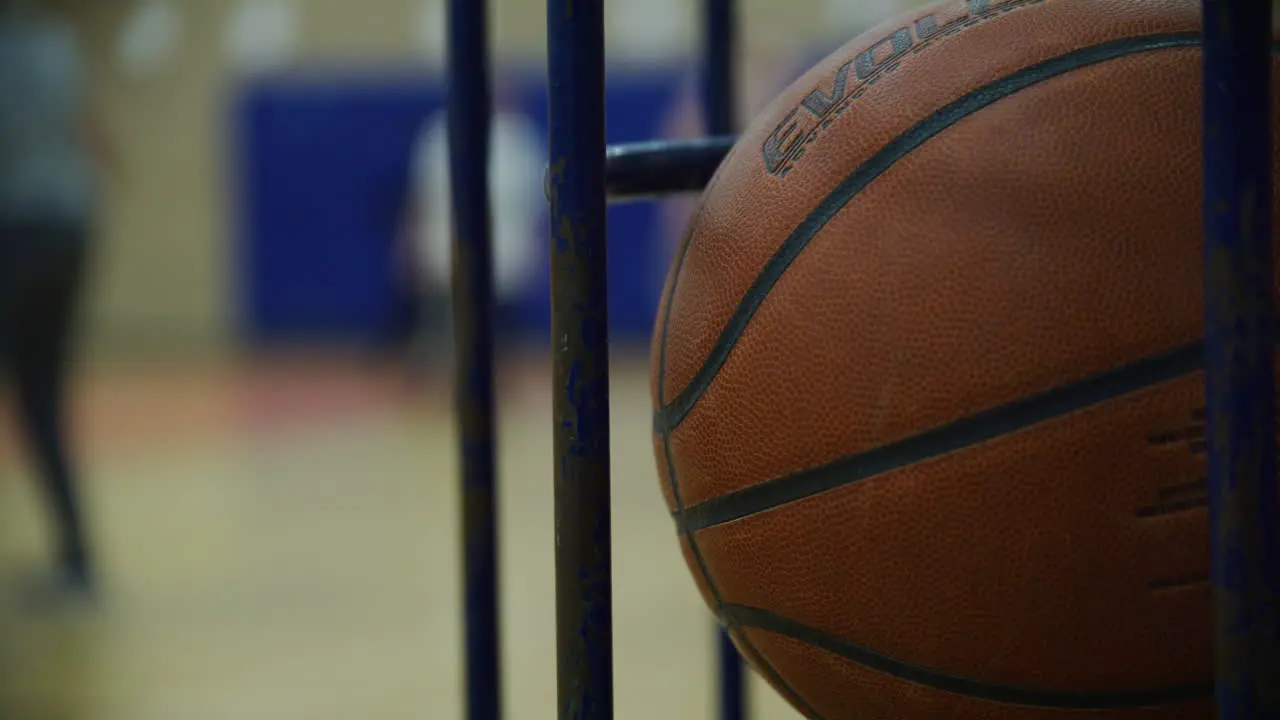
1202 0 1280 717
703 0 736 137
716 631 745 720
547 0 613 718
447 0 500 717
703 1 746 718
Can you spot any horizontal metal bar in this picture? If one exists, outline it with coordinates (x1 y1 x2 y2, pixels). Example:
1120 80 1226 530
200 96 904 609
542 136 736 206
605 136 735 202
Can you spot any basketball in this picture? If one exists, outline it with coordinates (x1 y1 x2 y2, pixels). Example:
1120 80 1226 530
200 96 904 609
651 0 1278 717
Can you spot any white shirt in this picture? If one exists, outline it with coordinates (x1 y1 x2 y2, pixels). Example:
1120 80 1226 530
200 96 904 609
0 14 94 224
412 109 545 302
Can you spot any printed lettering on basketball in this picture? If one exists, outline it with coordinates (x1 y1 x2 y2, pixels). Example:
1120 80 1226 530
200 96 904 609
761 0 1042 177
761 109 802 173
854 28 912 80
801 62 852 117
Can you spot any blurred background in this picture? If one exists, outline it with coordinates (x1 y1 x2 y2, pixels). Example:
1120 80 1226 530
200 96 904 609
0 0 920 718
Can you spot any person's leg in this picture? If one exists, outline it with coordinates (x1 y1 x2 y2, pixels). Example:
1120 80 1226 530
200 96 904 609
6 224 92 590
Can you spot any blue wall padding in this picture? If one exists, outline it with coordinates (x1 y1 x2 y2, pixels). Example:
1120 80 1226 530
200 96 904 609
231 68 689 348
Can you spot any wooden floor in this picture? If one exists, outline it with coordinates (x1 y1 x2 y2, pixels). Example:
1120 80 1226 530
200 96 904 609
0 353 799 720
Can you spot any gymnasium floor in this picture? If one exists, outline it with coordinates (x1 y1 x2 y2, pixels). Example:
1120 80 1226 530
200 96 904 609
0 353 798 719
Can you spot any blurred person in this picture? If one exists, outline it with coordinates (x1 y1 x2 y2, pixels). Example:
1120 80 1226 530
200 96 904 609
0 0 111 593
397 84 545 385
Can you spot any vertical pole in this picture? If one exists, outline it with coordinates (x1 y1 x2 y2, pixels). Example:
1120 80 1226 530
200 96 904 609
548 1 614 719
703 0 736 137
716 631 745 720
703 1 746 719
448 0 500 717
1202 1 1280 718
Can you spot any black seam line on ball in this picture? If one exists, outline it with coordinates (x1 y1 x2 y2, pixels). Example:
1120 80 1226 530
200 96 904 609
675 338 1212 533
657 156 720 408
662 439 825 720
658 162 827 719
651 31 1203 435
723 604 1214 708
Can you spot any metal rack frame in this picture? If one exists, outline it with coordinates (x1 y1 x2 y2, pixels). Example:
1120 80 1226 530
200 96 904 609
448 0 1279 717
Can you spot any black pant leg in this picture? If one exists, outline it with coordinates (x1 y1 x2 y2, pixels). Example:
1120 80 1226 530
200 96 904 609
1 223 92 587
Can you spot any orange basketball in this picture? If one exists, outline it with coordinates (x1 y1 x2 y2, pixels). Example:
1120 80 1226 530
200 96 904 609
650 1 1279 717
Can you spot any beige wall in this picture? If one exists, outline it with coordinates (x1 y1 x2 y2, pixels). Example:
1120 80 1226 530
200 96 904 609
60 0 917 358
